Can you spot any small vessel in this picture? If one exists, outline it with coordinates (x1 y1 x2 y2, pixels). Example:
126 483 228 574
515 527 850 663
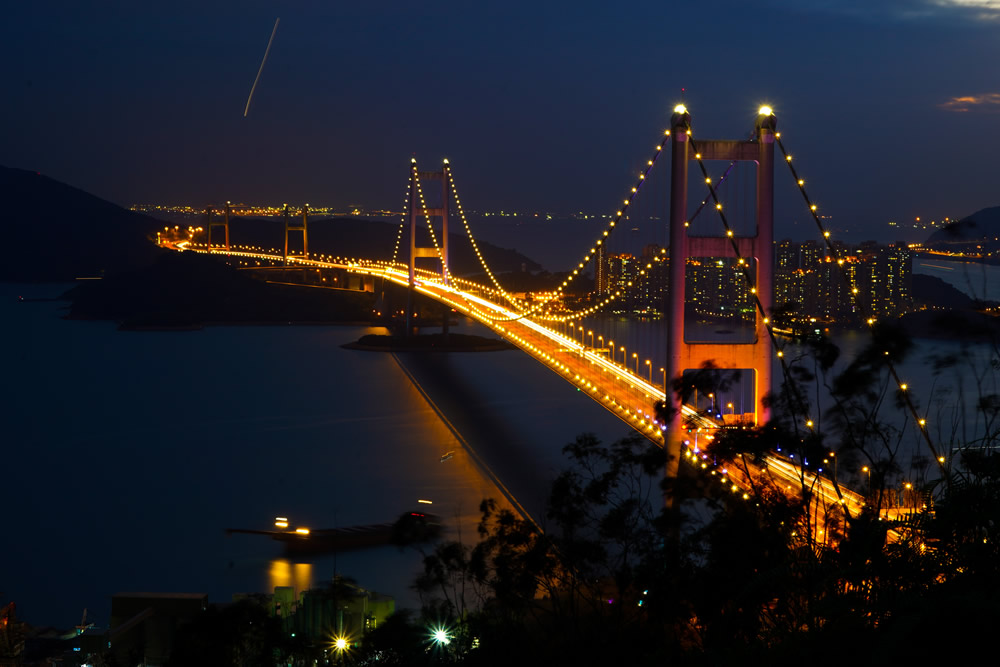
440 451 455 462
227 511 441 556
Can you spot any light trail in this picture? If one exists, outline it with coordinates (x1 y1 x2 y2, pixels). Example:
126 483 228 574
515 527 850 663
170 243 867 528
244 17 280 118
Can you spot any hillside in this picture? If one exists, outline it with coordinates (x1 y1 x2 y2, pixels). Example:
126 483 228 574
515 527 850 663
64 250 378 328
925 205 1000 251
0 166 164 281
0 165 541 281
205 215 541 275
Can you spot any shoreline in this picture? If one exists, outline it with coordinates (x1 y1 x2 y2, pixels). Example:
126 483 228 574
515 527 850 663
343 332 516 353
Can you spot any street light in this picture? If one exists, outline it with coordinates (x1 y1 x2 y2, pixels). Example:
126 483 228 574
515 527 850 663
587 330 594 347
620 346 626 366
632 352 638 374
862 466 871 493
429 624 452 650
331 635 350 664
645 359 652 382
660 367 666 394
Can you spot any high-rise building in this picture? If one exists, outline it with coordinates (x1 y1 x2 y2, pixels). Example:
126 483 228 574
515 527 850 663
772 239 913 325
634 244 668 313
606 253 637 310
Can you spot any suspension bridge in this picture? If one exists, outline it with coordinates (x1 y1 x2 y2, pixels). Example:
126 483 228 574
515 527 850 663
161 105 940 542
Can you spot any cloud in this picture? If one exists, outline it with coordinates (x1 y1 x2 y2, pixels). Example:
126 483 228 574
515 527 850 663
766 0 1000 23
933 1 1000 21
939 93 1000 112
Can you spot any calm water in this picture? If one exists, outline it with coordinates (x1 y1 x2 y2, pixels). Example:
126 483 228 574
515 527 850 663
2 283 628 628
913 256 1000 302
6 264 998 629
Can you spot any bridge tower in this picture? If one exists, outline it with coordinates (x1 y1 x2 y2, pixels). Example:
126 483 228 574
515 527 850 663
405 159 449 333
664 106 776 491
283 204 309 263
206 202 231 252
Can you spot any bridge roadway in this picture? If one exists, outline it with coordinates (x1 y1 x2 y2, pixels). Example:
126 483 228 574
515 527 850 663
180 244 868 534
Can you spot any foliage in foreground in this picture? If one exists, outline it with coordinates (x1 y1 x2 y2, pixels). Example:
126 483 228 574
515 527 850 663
377 325 1000 665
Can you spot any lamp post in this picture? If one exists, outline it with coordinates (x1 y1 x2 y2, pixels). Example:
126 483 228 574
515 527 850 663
660 367 666 395
332 636 349 665
620 346 626 366
632 352 638 374
862 466 871 494
645 359 652 383
587 330 594 347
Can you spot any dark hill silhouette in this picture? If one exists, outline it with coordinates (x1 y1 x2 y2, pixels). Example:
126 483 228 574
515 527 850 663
0 166 164 281
218 215 541 276
0 165 540 281
65 250 376 327
911 274 975 310
926 205 1000 245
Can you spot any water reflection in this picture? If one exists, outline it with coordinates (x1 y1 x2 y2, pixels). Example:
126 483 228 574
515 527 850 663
268 559 313 598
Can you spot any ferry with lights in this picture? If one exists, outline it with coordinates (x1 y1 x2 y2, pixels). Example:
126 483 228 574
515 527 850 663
226 511 441 555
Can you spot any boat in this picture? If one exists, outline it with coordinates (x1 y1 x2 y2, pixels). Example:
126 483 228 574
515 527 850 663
227 511 441 556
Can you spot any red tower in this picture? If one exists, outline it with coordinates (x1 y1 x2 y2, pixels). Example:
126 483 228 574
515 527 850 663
664 106 776 489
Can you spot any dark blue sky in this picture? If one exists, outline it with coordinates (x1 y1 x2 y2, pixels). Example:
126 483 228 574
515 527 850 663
3 1 999 239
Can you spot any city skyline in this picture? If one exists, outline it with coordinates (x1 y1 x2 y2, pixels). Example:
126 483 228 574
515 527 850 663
2 1 999 244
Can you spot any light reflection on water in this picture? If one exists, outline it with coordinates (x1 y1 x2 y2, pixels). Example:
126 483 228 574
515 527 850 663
2 283 628 628
9 277 994 629
268 559 313 598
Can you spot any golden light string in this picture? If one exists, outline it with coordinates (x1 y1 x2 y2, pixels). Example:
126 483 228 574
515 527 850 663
411 163 519 323
389 173 410 264
774 135 946 475
176 236 766 498
382 164 414 296
534 135 686 323
686 124 828 494
462 129 676 324
445 165 531 311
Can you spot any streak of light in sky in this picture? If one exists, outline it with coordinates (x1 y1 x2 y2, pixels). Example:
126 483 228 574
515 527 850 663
244 17 280 118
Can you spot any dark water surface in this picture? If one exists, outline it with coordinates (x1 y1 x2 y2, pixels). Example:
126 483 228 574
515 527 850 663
2 283 628 628
5 271 997 630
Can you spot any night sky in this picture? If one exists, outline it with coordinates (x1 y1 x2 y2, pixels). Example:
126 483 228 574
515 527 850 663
3 1 999 240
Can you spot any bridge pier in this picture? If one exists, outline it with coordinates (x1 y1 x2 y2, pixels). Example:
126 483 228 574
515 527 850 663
283 204 309 264
405 159 450 335
665 106 776 506
206 202 231 252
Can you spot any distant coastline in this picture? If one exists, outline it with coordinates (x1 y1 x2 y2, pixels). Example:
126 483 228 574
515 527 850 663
343 332 516 352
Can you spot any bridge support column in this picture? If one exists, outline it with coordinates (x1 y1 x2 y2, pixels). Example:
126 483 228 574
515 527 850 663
405 159 450 335
665 106 690 502
207 203 231 252
283 204 309 264
665 107 776 506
